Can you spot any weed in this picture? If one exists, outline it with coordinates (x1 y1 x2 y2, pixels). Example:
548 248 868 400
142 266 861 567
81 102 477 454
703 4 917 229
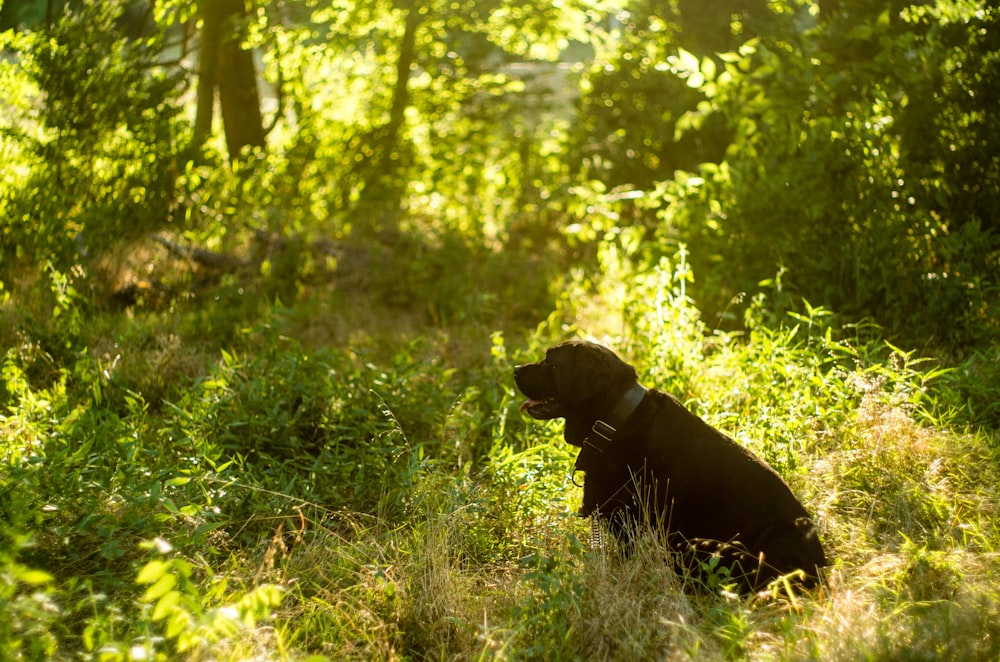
3 230 1000 661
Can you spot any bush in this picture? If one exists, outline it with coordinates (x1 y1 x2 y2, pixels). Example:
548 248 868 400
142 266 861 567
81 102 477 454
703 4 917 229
0 0 186 272
567 1 999 351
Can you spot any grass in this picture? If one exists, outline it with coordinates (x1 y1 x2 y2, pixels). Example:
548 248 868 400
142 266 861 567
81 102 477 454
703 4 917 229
3 241 1000 661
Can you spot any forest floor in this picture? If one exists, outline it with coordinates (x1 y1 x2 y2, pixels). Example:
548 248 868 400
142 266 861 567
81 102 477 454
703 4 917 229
3 234 1000 661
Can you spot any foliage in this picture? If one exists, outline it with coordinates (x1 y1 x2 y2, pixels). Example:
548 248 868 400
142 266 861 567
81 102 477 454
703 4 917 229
162 338 450 527
0 0 187 271
577 0 1000 348
0 529 58 661
7 226 1000 658
569 1 733 190
2 0 1000 659
4 0 997 349
132 540 283 660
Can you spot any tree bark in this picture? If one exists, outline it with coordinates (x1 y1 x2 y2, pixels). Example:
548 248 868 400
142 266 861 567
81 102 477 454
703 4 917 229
193 1 221 151
217 0 265 159
383 0 420 166
194 0 265 161
360 0 421 217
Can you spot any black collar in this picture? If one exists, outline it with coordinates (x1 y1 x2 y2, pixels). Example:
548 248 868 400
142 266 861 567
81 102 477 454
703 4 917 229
583 382 647 453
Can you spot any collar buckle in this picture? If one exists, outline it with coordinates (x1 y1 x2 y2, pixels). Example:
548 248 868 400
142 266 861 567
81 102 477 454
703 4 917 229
580 383 647 454
591 419 616 443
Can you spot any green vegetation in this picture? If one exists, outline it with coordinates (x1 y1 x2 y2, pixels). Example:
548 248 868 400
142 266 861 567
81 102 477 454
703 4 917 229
2 0 999 659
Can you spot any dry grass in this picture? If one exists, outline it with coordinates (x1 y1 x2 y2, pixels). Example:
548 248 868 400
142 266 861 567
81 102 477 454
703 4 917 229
248 384 1000 661
6 244 1000 661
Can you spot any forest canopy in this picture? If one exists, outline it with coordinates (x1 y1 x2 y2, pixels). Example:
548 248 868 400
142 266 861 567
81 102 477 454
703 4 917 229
1 0 996 348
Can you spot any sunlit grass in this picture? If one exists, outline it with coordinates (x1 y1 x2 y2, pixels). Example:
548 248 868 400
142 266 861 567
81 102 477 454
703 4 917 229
4 240 1000 660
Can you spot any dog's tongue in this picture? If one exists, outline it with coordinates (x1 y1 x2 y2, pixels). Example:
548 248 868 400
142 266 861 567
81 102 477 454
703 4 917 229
519 399 543 414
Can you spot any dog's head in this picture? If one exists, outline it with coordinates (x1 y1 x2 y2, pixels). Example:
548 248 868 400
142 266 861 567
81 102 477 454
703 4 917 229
513 340 637 423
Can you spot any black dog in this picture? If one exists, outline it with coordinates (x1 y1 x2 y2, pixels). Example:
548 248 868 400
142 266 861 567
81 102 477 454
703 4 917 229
514 340 827 592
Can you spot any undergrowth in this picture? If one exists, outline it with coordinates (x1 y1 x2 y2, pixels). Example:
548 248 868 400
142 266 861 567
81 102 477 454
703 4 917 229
3 1 999 658
3 244 1000 660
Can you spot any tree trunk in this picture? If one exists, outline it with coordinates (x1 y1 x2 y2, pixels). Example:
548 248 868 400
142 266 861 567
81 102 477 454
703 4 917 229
359 0 421 218
193 1 221 151
217 0 265 159
194 0 265 161
383 0 420 164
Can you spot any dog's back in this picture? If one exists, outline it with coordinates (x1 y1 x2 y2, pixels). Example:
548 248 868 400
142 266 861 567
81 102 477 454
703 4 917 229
586 389 827 590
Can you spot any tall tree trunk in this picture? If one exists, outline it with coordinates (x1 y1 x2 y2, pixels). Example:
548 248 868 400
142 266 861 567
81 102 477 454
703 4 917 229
193 0 265 161
217 0 265 159
357 0 420 224
382 0 420 167
193 1 221 152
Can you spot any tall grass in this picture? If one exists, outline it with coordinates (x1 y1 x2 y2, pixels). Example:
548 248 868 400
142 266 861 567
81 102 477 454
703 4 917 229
3 244 1000 660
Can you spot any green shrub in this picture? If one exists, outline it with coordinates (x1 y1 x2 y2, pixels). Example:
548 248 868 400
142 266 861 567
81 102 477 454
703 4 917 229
566 1 999 351
0 0 186 272
0 529 58 661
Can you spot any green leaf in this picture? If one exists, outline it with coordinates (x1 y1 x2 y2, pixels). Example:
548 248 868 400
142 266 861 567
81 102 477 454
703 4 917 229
143 572 178 602
847 24 873 40
16 568 54 585
678 48 699 74
152 589 182 621
701 56 716 81
166 610 191 640
136 560 169 585
194 521 227 539
172 558 194 579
